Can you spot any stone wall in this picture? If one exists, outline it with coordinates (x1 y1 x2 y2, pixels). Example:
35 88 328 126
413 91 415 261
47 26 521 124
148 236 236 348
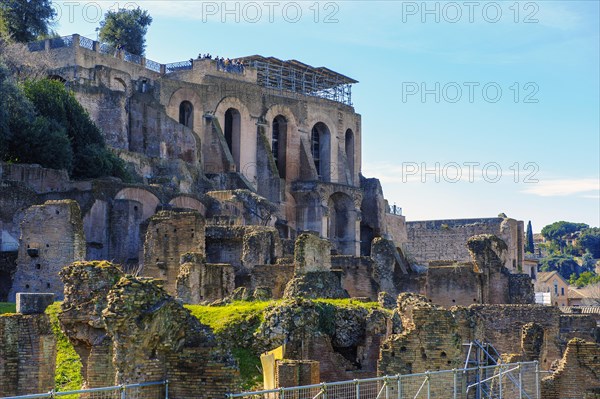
250 264 295 299
256 299 392 383
405 217 524 272
378 294 463 377
426 262 482 306
9 200 85 301
205 225 281 278
275 360 320 388
459 305 598 370
0 313 56 396
142 210 206 296
541 339 600 399
332 256 377 300
0 163 71 194
59 261 239 397
176 253 236 303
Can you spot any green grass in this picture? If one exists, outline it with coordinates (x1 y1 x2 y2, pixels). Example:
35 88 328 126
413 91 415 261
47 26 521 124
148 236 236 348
0 302 16 314
45 302 83 392
185 300 274 333
186 301 276 391
314 298 382 310
186 298 385 390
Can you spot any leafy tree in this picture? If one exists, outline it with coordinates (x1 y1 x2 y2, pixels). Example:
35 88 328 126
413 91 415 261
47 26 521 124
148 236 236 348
578 227 600 258
98 7 152 55
22 79 130 180
540 254 580 280
0 0 56 42
525 220 534 253
7 116 73 170
569 271 600 288
1 63 72 170
541 221 589 251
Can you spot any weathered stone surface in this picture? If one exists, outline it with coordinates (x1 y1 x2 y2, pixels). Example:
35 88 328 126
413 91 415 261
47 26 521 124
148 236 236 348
521 322 544 361
205 225 281 275
405 217 524 273
176 252 235 304
542 339 600 399
9 200 85 301
255 299 391 382
379 293 463 376
59 261 239 397
283 271 349 299
293 233 331 273
276 360 320 388
142 210 206 297
0 313 56 396
16 293 54 314
378 291 396 309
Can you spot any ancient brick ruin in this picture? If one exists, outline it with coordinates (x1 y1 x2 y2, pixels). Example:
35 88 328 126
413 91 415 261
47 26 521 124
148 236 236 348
0 294 56 397
0 34 598 398
58 261 238 397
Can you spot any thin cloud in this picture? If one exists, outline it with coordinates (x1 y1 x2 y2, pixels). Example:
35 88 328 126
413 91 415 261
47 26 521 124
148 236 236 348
521 178 599 197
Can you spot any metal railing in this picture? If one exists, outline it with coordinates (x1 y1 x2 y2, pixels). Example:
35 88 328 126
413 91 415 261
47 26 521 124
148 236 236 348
165 60 193 73
226 362 540 399
1 381 167 399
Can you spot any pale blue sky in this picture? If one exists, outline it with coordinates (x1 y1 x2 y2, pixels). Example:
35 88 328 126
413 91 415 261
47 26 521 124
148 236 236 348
52 0 600 232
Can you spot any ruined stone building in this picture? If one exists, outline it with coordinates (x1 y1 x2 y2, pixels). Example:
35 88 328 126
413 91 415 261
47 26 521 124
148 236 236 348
1 35 599 399
1 34 527 306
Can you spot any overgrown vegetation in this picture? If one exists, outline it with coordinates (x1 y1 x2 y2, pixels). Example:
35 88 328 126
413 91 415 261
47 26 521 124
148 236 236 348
0 302 82 390
537 221 600 285
45 302 83 391
0 302 16 314
0 67 131 181
186 298 383 390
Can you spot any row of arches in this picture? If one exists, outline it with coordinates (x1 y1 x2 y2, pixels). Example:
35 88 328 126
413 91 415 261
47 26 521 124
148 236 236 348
178 101 356 184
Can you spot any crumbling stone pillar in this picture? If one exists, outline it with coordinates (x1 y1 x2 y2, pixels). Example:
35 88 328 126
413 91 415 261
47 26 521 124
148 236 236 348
9 200 85 301
142 210 206 296
283 234 348 299
276 360 320 388
466 235 534 304
0 294 56 396
176 252 235 304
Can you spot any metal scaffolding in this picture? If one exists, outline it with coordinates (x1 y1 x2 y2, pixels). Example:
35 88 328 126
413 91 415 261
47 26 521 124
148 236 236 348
236 55 357 106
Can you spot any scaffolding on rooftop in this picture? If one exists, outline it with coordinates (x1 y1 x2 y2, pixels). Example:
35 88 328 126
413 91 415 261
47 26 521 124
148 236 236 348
236 55 357 106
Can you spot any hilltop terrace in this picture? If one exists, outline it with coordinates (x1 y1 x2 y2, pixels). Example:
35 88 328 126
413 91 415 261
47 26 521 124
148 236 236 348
28 34 357 106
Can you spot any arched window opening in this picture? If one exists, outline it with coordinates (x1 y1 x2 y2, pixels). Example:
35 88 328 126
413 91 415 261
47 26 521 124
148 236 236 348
179 101 193 128
328 192 357 255
311 122 331 182
224 108 241 170
272 115 287 178
345 129 355 185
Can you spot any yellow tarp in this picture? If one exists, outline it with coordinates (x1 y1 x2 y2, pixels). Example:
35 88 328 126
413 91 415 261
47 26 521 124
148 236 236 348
260 345 285 390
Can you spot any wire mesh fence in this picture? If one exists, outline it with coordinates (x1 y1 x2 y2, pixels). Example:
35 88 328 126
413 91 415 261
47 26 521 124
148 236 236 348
227 362 540 399
0 381 167 399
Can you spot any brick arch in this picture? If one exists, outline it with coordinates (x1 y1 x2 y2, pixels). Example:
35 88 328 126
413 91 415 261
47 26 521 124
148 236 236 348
214 97 256 184
168 196 207 216
264 105 300 181
167 87 204 132
114 188 160 221
306 112 339 183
